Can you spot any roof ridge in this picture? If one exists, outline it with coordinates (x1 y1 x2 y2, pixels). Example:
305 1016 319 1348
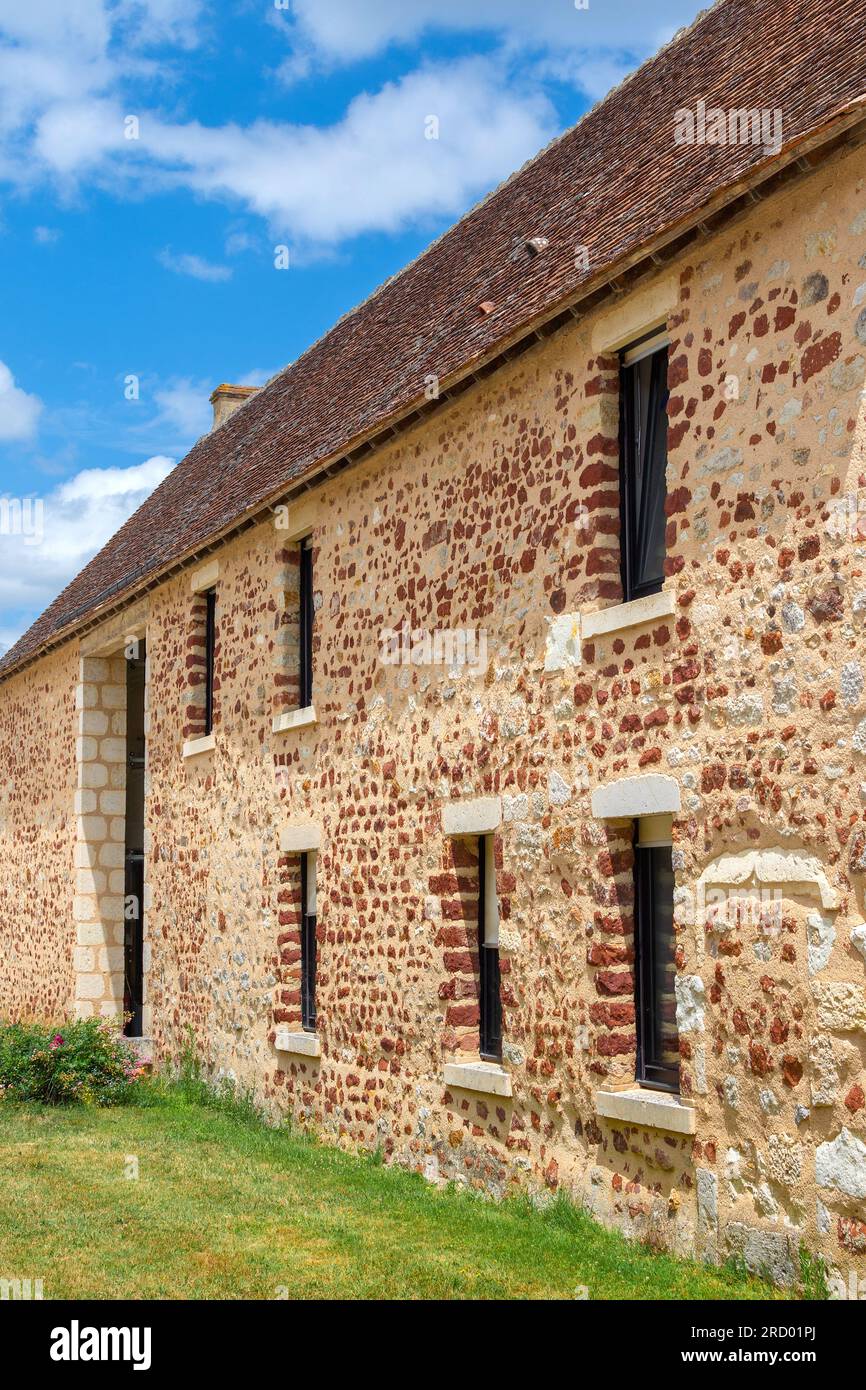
3 0 863 679
233 3 723 401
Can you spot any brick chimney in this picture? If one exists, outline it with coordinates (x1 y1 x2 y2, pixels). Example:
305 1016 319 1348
209 383 259 430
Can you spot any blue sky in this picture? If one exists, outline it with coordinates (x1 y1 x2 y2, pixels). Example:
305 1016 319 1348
0 0 703 653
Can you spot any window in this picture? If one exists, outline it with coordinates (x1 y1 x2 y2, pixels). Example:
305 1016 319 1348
204 587 216 736
300 852 317 1032
299 537 313 709
477 835 501 1061
633 816 678 1091
620 332 669 602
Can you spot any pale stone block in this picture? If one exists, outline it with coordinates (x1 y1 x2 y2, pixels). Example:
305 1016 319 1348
595 1086 696 1135
99 1000 124 1020
190 557 220 593
699 848 837 912
73 894 99 922
443 1062 512 1097
74 843 98 869
73 947 95 973
274 494 317 542
76 736 99 763
74 1000 95 1020
76 922 105 947
274 1029 321 1057
81 657 110 683
590 273 677 351
78 815 107 842
99 737 127 764
442 796 502 836
108 817 126 843
101 895 125 922
76 683 99 711
581 590 675 640
109 765 127 790
182 732 216 758
543 612 582 672
272 706 317 734
816 1128 866 1200
74 790 97 815
98 947 125 973
101 684 126 710
813 982 866 1032
109 869 126 894
76 973 105 1000
279 824 321 853
591 773 681 820
80 710 109 736
99 791 126 816
111 711 127 736
80 762 108 790
109 921 127 947
75 867 106 895
98 843 125 869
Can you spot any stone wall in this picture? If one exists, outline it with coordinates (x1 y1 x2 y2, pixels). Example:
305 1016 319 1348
2 137 866 1286
0 643 77 1020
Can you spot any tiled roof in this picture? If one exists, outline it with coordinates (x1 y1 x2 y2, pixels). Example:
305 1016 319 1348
3 0 865 679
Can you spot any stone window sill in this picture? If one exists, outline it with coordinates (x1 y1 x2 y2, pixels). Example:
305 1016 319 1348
581 590 675 641
274 1029 321 1058
182 732 216 759
443 1061 512 1098
594 1086 695 1135
272 705 317 734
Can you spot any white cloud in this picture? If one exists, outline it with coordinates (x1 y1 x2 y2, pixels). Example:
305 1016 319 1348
277 0 699 93
0 360 42 441
0 0 706 249
152 378 212 438
0 7 556 249
0 454 174 650
157 247 232 281
34 224 60 243
32 60 554 246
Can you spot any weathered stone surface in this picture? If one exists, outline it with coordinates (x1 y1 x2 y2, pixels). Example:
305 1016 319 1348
809 1034 840 1107
724 1224 798 1287
767 1133 803 1186
813 983 866 1032
815 1129 866 1200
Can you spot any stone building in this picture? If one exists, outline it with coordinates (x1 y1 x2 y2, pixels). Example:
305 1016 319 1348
1 0 865 1286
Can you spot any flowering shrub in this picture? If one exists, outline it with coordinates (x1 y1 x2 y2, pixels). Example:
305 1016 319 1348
0 1019 146 1106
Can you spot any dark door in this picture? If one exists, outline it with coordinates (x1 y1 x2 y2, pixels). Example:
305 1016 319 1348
124 642 146 1037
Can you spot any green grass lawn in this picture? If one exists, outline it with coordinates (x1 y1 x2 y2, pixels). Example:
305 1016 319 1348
0 1088 787 1300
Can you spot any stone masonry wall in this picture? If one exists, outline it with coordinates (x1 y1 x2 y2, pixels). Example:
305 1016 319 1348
2 138 866 1285
0 643 77 1020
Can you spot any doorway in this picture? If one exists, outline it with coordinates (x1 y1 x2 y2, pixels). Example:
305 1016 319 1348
123 641 146 1037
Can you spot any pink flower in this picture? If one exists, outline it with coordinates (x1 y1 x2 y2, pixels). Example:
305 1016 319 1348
50 1034 64 1050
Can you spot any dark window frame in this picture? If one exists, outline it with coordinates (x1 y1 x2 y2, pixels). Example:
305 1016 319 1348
633 835 679 1093
619 333 670 603
300 852 317 1033
477 835 502 1062
299 537 313 710
204 587 216 736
